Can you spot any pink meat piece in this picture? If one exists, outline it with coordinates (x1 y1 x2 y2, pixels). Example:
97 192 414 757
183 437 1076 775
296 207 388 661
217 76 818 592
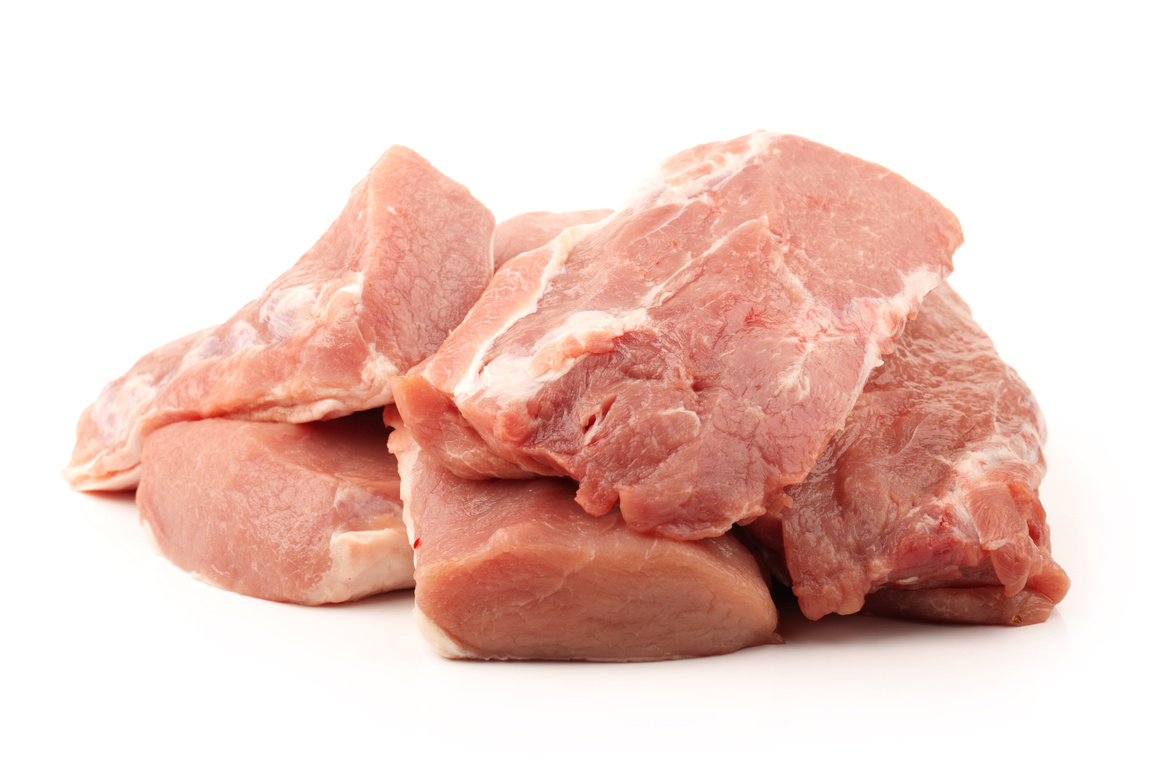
391 429 780 661
746 283 1070 625
65 146 494 491
393 132 962 540
136 410 411 605
493 209 613 270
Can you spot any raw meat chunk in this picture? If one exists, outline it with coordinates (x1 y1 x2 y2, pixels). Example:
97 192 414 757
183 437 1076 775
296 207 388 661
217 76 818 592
746 283 1070 624
65 146 495 491
136 410 411 605
493 209 612 270
393 132 962 540
392 430 780 661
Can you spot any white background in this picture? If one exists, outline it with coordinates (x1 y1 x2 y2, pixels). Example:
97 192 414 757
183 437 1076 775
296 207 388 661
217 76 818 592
2 1 1164 776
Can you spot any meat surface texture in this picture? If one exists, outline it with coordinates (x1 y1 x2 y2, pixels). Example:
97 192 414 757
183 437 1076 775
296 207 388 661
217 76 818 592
746 283 1070 625
136 410 412 605
393 132 963 540
493 209 613 270
65 146 495 491
392 431 780 661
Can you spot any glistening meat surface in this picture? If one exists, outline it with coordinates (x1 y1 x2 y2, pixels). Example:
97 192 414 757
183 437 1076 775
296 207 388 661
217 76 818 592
746 283 1070 624
391 429 780 661
65 146 494 491
393 132 962 540
137 410 412 605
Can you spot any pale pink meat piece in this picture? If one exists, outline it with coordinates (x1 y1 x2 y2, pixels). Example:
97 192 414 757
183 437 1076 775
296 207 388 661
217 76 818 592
493 209 612 270
746 283 1070 625
65 146 494 491
391 430 780 661
393 132 962 540
136 410 411 605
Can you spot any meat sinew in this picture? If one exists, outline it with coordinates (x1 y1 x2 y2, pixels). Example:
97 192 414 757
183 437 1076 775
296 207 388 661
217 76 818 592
136 410 412 605
65 146 495 491
746 282 1069 625
392 132 963 540
492 209 613 270
392 429 780 661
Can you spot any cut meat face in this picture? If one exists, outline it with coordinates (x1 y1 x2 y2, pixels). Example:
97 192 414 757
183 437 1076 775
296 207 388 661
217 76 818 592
392 430 780 661
136 410 412 605
493 209 613 270
393 132 963 540
746 283 1070 625
65 146 495 491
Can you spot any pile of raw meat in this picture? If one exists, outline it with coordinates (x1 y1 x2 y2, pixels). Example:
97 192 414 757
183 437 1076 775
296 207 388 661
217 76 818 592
65 133 1070 661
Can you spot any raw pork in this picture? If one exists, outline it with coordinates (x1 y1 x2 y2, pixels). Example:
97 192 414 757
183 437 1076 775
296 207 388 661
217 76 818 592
746 283 1070 625
65 146 494 491
392 429 779 661
493 209 612 270
136 410 411 605
393 132 962 540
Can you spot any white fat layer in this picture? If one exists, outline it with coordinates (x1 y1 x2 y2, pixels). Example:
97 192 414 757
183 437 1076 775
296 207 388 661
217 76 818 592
415 606 477 659
934 429 1044 557
886 267 947 333
224 298 399 422
624 130 779 210
478 308 652 405
358 351 402 401
259 275 365 342
475 351 544 405
950 431 1043 483
450 224 598 399
394 437 422 543
854 266 948 392
82 322 239 459
87 370 169 448
61 464 141 491
330 278 364 304
307 482 412 604
866 425 1043 590
187 320 259 364
259 283 322 339
304 527 414 604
